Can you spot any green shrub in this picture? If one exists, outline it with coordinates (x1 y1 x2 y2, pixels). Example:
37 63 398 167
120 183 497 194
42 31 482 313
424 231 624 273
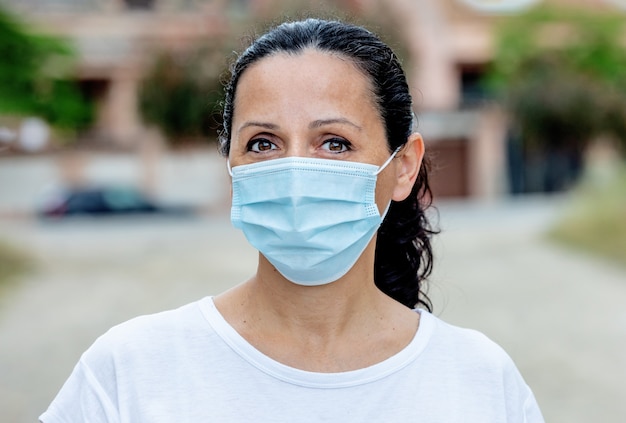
486 6 626 157
139 44 226 146
0 6 94 132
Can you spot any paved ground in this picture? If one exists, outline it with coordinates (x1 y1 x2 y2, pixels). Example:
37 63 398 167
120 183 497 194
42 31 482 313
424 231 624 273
0 196 624 422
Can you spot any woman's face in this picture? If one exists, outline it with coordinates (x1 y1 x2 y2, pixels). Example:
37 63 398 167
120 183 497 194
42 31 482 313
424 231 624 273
229 49 399 212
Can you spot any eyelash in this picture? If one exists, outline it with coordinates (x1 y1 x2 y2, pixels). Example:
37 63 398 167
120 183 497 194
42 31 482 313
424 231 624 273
323 138 352 153
246 138 276 153
245 137 353 154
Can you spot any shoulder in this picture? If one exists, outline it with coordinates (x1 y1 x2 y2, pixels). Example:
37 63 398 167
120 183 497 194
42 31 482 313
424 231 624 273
104 299 203 338
417 310 524 380
415 311 544 421
40 298 229 422
81 298 214 366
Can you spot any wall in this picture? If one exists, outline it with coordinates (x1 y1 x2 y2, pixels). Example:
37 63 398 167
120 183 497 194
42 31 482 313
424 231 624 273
0 148 231 217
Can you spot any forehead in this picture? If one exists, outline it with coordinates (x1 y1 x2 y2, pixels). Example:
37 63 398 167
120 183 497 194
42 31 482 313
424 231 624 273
246 48 369 77
233 48 377 116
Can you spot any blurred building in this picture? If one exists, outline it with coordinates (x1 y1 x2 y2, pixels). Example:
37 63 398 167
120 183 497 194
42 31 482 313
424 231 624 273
1 0 624 200
360 0 624 198
1 0 239 150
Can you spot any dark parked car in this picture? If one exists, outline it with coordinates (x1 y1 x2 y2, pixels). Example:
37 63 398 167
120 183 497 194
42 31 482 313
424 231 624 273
38 186 187 218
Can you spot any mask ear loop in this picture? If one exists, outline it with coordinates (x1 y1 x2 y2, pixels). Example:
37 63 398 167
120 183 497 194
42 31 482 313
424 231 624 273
226 160 233 177
374 145 404 175
374 144 404 219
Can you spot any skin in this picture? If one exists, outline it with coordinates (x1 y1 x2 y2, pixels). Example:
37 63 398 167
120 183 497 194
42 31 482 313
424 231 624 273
215 49 425 372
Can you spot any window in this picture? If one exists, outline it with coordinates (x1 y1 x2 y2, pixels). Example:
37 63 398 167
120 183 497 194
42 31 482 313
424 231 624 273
459 64 490 108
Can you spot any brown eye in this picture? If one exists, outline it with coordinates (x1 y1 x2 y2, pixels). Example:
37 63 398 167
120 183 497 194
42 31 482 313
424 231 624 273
248 139 277 152
323 138 351 153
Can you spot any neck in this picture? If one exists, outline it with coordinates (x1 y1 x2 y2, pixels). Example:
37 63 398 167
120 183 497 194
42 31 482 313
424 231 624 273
249 250 382 337
215 251 418 372
213 242 420 372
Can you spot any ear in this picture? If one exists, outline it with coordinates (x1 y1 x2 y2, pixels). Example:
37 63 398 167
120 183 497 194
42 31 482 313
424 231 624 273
392 132 425 202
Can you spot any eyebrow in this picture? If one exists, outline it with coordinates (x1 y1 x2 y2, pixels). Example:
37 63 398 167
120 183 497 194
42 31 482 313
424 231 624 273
309 118 362 131
237 118 362 134
238 121 280 134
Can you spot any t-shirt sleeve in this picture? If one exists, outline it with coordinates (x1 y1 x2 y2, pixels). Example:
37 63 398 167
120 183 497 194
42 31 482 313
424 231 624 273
521 388 545 423
428 314 546 423
501 353 545 423
39 359 120 423
39 333 122 423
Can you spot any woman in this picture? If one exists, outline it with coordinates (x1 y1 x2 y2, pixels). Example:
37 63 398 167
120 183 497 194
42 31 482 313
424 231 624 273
41 19 544 422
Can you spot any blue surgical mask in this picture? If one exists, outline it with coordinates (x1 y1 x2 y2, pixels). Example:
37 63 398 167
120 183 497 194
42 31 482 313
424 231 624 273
229 150 399 286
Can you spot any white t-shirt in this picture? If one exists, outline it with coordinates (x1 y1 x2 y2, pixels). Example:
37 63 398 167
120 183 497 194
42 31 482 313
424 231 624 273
40 297 544 422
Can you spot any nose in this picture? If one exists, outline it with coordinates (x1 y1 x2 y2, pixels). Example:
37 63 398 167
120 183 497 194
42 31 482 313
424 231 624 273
283 136 310 158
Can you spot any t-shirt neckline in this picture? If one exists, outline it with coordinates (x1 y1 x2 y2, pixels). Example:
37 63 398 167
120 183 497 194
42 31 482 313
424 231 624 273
198 296 434 389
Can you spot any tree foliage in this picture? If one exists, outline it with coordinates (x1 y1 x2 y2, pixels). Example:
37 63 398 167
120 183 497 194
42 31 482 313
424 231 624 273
139 44 226 146
0 7 93 130
487 6 626 153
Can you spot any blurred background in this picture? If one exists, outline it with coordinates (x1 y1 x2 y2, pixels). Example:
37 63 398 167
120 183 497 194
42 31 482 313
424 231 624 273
0 0 624 422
